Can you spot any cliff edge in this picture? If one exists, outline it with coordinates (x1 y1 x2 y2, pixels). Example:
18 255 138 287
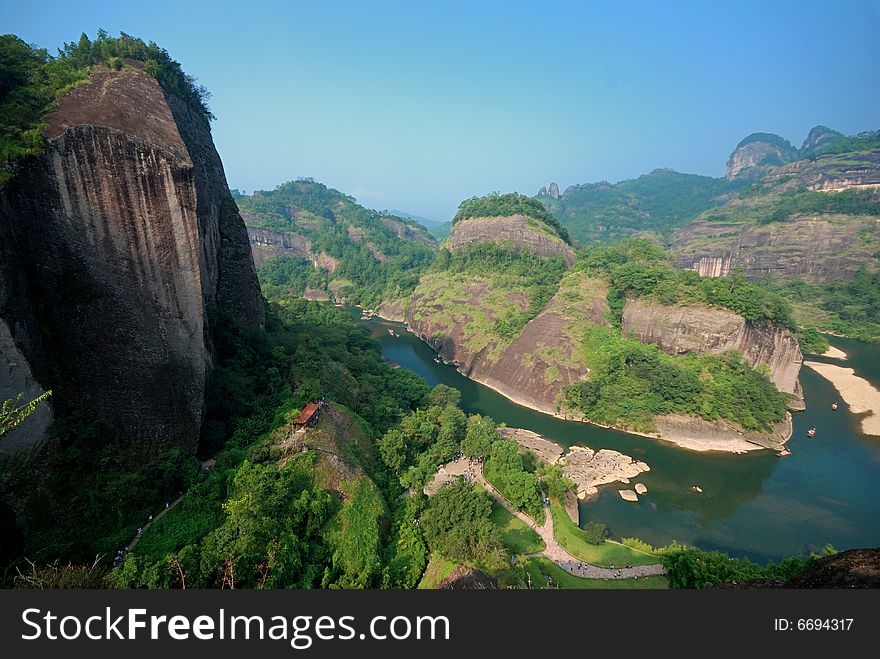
0 65 263 453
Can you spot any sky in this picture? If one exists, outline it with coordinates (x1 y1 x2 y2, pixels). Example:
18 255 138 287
2 0 879 220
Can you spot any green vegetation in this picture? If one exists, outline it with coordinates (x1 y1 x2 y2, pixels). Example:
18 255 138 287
236 179 436 307
421 480 505 567
661 545 831 589
553 241 791 433
540 169 736 244
433 242 567 340
754 188 880 225
376 394 467 491
485 489 544 554
483 439 544 524
562 324 788 432
519 557 667 589
810 130 880 158
550 505 658 568
257 256 329 301
1 31 212 181
764 269 880 344
0 391 51 438
452 192 572 244
0 292 439 586
579 239 796 329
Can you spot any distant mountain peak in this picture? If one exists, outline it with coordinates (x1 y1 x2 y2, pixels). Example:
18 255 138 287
536 182 560 199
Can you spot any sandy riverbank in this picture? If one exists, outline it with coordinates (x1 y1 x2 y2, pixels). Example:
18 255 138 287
395 322 790 453
821 346 848 360
803 361 880 436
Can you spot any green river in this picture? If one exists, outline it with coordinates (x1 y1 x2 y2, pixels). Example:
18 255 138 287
358 312 880 563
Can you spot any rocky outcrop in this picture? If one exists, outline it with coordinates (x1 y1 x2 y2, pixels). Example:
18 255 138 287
380 217 437 247
408 273 607 415
621 298 803 406
447 215 575 265
536 183 560 199
654 413 792 452
725 133 799 180
0 319 53 454
800 125 844 155
670 214 879 283
246 226 338 272
717 548 880 588
0 66 263 453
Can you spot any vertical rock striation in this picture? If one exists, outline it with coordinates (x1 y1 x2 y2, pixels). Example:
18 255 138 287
0 66 263 453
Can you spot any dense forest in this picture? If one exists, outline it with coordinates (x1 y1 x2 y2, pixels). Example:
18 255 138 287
538 170 736 244
235 180 436 308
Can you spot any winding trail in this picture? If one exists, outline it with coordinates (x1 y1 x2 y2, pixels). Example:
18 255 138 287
458 458 665 580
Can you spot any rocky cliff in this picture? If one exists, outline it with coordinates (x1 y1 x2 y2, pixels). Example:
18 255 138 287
725 133 799 180
670 213 879 283
621 298 804 408
408 271 608 415
447 215 575 265
0 65 263 453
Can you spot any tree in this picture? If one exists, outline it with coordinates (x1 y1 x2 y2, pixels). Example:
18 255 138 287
377 428 408 474
0 391 52 439
461 415 498 459
426 384 461 409
421 481 504 565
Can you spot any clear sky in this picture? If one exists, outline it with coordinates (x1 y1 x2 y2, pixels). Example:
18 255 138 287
2 0 879 220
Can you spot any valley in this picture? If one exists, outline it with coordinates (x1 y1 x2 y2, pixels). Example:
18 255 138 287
1 28 878 591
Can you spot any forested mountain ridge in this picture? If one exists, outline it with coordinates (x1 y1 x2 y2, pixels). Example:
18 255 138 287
235 179 437 308
539 126 880 342
408 193 801 450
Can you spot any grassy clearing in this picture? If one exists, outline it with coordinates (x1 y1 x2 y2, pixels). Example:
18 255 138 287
551 504 658 567
480 486 544 554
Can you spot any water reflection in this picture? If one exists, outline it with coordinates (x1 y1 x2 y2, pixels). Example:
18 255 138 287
358 312 880 561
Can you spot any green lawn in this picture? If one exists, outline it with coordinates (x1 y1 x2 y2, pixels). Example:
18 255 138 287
519 557 667 589
418 554 460 589
487 493 545 555
551 503 658 568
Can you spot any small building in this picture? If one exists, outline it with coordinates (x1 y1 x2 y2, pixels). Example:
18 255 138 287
294 400 323 428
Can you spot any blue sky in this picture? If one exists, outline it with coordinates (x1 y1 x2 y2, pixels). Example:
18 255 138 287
2 0 879 220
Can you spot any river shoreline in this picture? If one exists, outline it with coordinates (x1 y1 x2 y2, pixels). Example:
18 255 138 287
803 360 880 436
392 317 791 454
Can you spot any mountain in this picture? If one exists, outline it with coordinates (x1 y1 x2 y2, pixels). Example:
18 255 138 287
236 180 437 308
389 209 452 241
725 132 800 180
407 195 800 451
669 127 880 341
539 169 736 244
0 34 263 455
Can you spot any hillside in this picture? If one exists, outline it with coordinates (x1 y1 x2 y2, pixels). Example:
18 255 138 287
235 179 437 308
669 127 880 341
538 169 736 244
408 195 800 451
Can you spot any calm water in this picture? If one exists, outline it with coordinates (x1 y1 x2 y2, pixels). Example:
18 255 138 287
361 312 880 562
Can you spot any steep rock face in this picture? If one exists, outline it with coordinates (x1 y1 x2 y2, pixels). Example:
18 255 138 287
408 273 608 415
621 298 803 406
800 125 844 155
670 214 880 283
246 226 342 272
548 181 560 199
725 133 798 180
0 66 263 453
447 215 575 265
